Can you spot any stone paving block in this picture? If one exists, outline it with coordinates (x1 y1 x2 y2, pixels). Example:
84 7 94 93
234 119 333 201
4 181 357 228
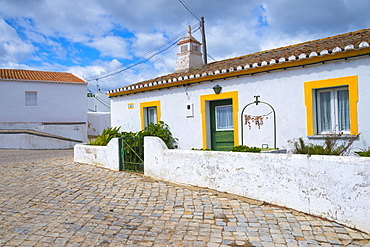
0 152 369 247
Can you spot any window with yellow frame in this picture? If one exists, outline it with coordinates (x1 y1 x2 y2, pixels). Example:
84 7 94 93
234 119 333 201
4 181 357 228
140 101 161 129
304 75 358 136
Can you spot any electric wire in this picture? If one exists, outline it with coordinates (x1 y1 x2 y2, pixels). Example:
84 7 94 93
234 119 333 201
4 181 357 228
178 0 200 21
84 23 201 82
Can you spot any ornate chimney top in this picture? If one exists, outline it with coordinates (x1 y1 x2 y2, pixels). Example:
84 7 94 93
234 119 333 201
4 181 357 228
174 26 204 73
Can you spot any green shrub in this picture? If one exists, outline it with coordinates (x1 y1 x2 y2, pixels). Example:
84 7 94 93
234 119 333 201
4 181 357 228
355 149 370 157
88 121 178 149
138 121 178 149
291 134 356 156
191 148 212 151
231 145 261 153
88 126 121 146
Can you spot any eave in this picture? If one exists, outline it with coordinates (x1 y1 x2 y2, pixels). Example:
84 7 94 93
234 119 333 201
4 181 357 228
108 46 370 98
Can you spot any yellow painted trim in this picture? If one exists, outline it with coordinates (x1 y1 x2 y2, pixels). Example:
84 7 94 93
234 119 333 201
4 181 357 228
304 75 358 135
108 48 370 97
200 91 239 149
140 100 161 130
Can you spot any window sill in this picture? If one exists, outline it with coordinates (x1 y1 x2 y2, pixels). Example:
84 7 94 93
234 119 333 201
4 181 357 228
308 134 359 139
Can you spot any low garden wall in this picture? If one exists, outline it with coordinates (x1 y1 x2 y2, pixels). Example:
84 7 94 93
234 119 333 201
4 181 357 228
74 138 119 171
144 136 370 233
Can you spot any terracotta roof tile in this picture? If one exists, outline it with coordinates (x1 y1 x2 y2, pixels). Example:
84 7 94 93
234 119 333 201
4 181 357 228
0 69 86 84
109 28 370 95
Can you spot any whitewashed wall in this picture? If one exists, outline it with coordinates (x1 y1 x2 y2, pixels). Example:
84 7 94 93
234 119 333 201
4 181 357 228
111 57 370 151
74 138 119 171
0 80 88 148
145 137 370 233
0 81 87 123
0 133 81 149
87 112 111 137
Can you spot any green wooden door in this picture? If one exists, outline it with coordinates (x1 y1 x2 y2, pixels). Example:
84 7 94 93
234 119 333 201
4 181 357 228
210 99 234 151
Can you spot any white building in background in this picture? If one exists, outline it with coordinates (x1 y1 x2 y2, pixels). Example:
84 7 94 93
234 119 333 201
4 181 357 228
0 69 88 149
87 91 111 137
108 28 370 152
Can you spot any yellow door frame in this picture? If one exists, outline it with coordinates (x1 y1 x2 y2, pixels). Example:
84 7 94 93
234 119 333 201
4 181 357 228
200 91 239 149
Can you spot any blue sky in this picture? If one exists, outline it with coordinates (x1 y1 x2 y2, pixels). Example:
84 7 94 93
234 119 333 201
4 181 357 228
1 0 370 93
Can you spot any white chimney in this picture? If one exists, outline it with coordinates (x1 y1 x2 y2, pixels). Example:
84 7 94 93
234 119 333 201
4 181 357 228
174 26 204 73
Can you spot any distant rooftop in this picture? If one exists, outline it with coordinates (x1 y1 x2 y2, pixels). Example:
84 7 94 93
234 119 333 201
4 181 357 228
0 69 86 84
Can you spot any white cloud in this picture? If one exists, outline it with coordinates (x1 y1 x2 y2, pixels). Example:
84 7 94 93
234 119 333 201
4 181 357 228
1 0 370 92
87 36 131 59
0 19 35 63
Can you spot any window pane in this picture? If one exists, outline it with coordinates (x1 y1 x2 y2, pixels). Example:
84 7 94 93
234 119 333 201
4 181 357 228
337 89 350 131
319 91 331 132
216 105 233 130
25 92 37 106
145 107 157 127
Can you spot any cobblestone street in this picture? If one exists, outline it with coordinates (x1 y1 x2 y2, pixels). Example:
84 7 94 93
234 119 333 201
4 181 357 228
0 150 369 247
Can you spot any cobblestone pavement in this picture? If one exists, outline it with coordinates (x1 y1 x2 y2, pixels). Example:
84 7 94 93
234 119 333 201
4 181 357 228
0 150 369 247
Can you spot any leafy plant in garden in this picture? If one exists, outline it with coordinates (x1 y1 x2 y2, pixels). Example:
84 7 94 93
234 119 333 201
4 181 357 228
88 126 121 146
355 149 370 157
290 134 356 156
231 145 261 153
88 121 178 149
138 121 178 149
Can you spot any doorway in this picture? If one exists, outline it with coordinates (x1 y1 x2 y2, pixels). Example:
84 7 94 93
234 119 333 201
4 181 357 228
210 99 234 151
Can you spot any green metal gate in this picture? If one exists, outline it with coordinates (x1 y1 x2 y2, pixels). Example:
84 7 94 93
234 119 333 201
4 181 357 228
118 137 144 173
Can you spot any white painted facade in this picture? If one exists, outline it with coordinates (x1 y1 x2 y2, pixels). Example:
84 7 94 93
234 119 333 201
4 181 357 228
87 112 111 137
111 56 370 151
0 80 87 149
144 136 370 233
87 92 110 112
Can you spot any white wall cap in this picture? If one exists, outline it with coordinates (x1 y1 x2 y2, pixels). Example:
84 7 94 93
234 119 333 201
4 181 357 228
359 41 369 48
298 53 307 59
332 47 342 53
320 49 329 55
344 45 354 51
288 55 295 61
309 52 318 57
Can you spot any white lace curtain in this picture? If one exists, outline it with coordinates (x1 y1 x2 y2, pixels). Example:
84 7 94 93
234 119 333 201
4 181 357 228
216 106 233 130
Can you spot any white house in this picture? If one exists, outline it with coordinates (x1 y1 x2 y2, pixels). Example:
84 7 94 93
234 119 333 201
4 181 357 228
87 91 111 137
108 28 370 152
0 69 88 149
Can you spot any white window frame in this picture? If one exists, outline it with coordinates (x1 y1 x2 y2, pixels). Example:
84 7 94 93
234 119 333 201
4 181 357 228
215 105 234 131
316 86 349 134
25 91 37 106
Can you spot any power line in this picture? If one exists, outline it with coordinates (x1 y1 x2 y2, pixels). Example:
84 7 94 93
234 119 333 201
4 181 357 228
178 0 200 21
85 23 201 82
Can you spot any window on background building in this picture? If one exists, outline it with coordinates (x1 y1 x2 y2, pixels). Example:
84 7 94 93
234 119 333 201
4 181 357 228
25 91 37 106
144 106 157 128
316 87 350 134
